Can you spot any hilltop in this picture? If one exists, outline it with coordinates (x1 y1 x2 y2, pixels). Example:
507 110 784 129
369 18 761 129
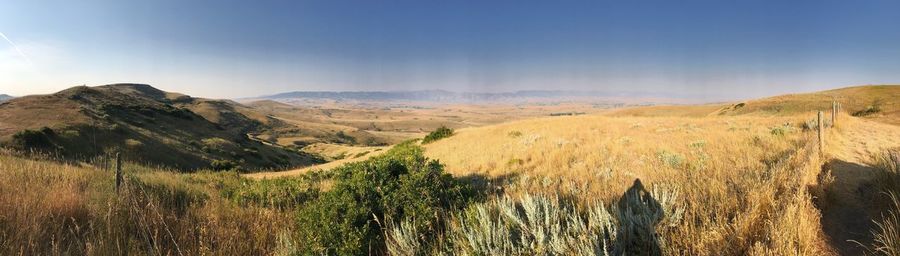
611 85 900 125
717 85 899 123
0 94 12 102
0 84 320 171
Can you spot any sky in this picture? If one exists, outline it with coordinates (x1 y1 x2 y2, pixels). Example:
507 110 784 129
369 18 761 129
1 0 899 100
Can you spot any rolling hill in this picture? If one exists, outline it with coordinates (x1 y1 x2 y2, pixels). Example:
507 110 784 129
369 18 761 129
716 85 899 123
610 85 899 125
0 83 321 171
0 94 12 102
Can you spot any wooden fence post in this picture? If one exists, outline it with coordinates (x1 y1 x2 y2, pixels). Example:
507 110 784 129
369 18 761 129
115 152 123 193
832 101 837 127
818 111 824 156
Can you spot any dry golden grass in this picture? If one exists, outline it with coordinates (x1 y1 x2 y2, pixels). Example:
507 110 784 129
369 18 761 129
607 104 727 117
250 101 609 146
423 113 833 254
301 142 388 161
606 85 899 125
0 154 294 255
242 143 391 179
720 85 899 125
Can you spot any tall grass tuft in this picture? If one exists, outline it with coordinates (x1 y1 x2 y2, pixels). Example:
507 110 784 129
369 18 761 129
873 148 900 194
868 148 900 256
869 192 900 256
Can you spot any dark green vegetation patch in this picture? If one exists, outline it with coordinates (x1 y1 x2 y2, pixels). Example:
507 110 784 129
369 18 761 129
422 126 454 144
294 141 474 255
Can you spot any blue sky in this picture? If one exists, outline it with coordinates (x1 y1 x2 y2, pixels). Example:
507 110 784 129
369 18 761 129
1 0 899 100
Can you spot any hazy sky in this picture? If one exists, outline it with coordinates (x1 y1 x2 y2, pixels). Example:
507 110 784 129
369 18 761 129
1 0 899 100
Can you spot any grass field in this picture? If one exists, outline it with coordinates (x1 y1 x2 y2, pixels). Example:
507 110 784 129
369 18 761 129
247 100 610 147
2 85 900 255
417 113 833 254
0 153 296 255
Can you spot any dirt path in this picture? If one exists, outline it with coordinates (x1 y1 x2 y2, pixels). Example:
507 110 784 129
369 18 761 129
820 118 900 255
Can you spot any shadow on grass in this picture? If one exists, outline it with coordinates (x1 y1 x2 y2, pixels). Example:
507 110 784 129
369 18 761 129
616 179 664 256
456 172 520 199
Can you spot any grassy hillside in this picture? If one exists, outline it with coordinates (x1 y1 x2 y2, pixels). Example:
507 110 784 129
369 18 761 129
717 85 899 123
0 84 321 171
606 104 728 117
610 85 900 125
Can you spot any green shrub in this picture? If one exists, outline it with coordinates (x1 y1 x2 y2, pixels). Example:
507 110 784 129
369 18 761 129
11 128 54 148
657 150 685 168
294 142 473 255
211 159 238 171
853 103 883 117
422 126 454 144
689 140 706 149
770 126 787 136
335 131 357 144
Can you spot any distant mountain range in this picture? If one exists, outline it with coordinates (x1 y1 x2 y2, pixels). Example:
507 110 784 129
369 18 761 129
0 94 13 102
249 90 707 104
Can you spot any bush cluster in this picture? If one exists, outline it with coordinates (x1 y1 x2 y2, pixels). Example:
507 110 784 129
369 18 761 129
853 104 882 117
422 126 454 144
294 142 473 255
11 127 55 149
210 159 238 170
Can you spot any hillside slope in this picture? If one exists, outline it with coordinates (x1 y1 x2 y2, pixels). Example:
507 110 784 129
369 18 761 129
717 85 899 124
610 85 900 125
0 84 320 171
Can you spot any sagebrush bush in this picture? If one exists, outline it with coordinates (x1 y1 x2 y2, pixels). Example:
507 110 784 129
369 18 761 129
656 150 685 168
853 103 883 117
387 183 684 255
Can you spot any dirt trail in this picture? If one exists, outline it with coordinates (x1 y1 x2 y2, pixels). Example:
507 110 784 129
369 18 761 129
820 118 900 255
